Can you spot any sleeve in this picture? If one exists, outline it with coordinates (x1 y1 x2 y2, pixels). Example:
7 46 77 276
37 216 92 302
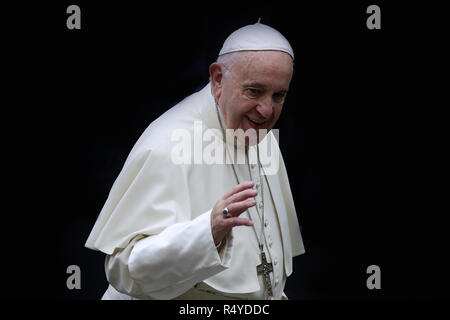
86 143 234 299
105 210 233 299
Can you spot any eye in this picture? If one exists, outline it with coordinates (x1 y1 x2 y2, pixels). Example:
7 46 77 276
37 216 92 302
273 92 287 103
245 88 262 98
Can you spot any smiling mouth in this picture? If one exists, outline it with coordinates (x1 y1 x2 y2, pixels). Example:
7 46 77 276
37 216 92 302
246 115 265 125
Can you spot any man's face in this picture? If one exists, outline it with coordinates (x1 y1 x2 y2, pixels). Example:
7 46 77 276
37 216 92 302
212 51 293 143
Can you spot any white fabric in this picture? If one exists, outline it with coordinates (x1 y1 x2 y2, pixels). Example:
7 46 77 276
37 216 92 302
219 21 294 60
85 83 305 299
101 283 289 300
220 159 287 299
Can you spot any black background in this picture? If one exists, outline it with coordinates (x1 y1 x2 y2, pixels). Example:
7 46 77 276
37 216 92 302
2 0 448 300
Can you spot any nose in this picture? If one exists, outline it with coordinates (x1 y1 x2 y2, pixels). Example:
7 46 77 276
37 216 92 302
255 96 273 119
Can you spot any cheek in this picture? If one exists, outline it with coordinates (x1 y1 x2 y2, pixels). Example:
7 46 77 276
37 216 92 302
219 89 243 127
239 99 258 115
273 106 283 120
236 102 256 127
265 106 283 129
228 95 252 118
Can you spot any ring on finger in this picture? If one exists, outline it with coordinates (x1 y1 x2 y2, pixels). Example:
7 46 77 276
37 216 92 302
222 207 230 217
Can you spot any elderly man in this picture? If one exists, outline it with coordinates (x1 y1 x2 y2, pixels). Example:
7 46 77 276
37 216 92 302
85 21 305 300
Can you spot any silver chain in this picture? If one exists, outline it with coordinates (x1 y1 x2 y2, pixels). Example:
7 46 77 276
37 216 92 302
214 102 265 251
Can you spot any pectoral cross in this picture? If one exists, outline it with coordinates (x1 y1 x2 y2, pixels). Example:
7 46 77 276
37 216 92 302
256 251 273 298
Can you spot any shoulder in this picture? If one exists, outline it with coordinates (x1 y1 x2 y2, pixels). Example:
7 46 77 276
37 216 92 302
126 85 209 165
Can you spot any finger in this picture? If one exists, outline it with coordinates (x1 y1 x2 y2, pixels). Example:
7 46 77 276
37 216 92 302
224 217 254 228
221 181 254 201
224 188 257 207
226 199 256 217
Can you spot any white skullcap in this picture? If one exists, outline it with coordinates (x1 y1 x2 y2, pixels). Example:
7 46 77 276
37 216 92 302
219 20 294 60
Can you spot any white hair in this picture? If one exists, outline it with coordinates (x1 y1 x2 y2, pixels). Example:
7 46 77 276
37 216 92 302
216 52 240 76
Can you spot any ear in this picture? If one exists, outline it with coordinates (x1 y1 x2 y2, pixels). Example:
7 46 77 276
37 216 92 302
209 63 224 100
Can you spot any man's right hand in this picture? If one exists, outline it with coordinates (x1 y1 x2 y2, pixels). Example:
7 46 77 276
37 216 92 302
211 181 257 247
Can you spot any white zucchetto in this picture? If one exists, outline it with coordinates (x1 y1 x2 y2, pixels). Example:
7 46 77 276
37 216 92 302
219 20 294 60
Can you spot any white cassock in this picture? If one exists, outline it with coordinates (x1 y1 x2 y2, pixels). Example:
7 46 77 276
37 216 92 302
85 83 305 300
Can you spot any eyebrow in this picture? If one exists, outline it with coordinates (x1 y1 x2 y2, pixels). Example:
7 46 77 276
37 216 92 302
243 82 288 94
243 82 266 89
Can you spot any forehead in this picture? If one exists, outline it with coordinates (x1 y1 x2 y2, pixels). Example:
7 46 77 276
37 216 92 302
231 51 293 87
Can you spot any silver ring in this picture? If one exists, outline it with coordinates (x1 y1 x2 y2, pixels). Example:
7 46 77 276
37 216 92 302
222 207 229 216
